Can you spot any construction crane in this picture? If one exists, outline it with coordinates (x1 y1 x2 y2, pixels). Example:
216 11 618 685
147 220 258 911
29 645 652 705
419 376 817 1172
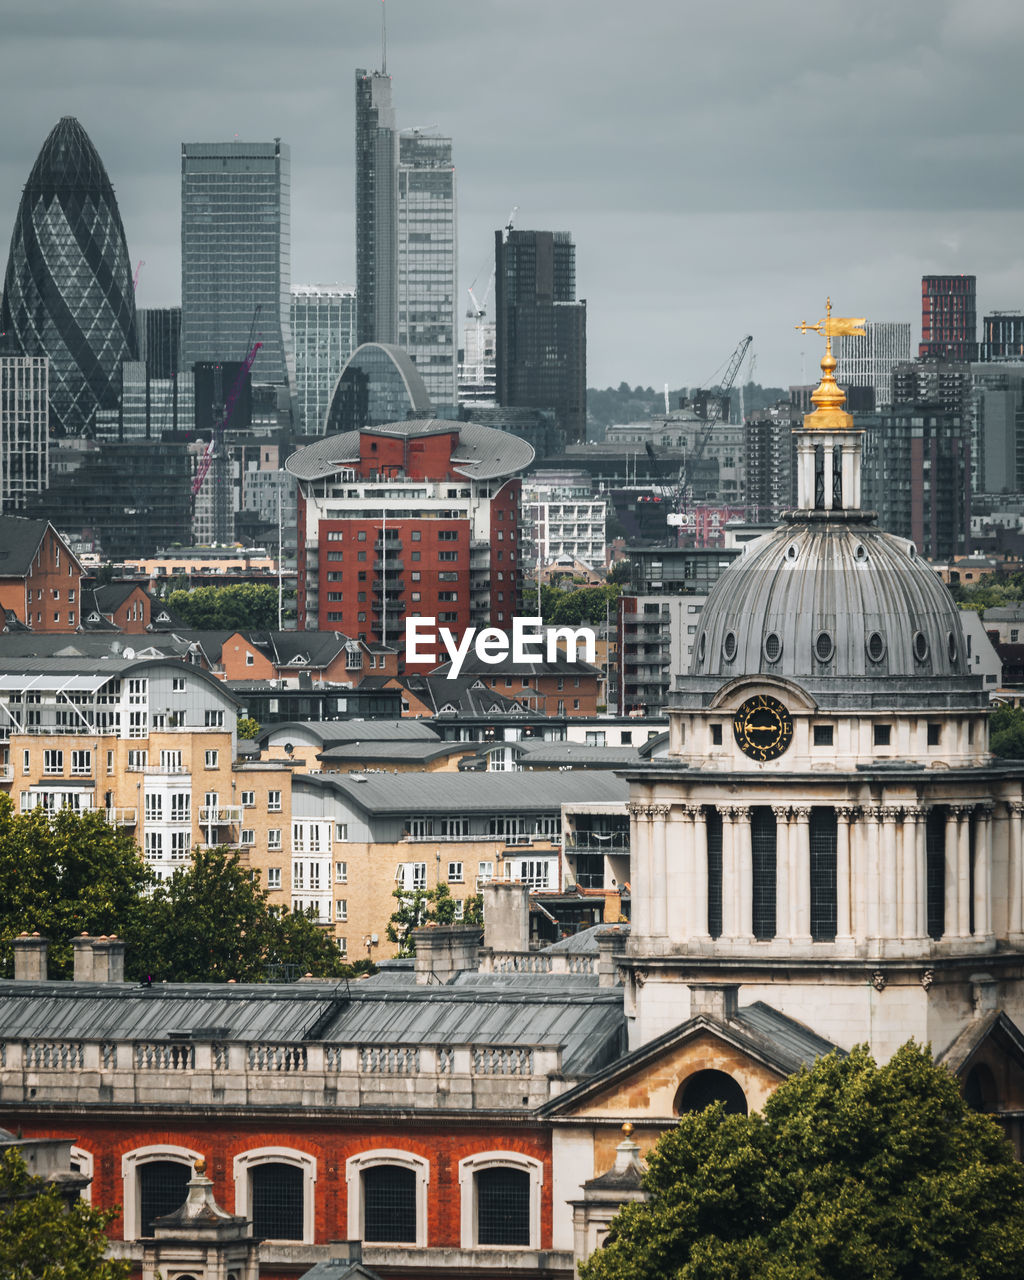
466 205 518 320
132 260 145 292
191 335 262 501
683 334 753 503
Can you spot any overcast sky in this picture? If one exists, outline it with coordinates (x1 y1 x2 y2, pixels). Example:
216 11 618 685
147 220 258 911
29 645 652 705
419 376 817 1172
2 0 1023 391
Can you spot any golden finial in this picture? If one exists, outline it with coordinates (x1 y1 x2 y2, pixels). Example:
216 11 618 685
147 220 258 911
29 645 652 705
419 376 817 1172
621 1121 634 1137
194 1157 207 1175
795 298 866 432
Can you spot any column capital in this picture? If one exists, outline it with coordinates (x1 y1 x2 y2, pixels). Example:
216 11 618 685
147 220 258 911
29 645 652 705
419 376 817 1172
950 804 974 818
627 802 646 819
976 802 995 818
771 804 791 821
721 805 740 820
862 804 884 821
879 805 902 822
732 805 752 821
791 806 811 822
1008 800 1024 816
682 804 704 820
903 805 927 820
835 804 857 822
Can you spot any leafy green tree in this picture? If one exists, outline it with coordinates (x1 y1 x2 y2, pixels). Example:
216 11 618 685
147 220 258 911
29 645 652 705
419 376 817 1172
386 883 483 956
0 1148 129 1280
236 716 260 740
165 583 279 630
142 847 350 982
0 800 153 979
990 703 1024 759
581 1042 1024 1280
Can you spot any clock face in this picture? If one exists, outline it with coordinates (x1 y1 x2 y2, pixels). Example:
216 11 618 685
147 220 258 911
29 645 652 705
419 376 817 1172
732 695 794 761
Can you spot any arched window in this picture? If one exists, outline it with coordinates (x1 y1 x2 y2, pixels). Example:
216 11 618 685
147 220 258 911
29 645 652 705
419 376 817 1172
121 1145 200 1241
750 806 776 940
705 806 722 939
809 807 837 942
346 1149 429 1248
458 1152 542 1250
69 1146 93 1202
964 1062 998 1112
926 806 947 940
674 1069 748 1116
233 1148 316 1244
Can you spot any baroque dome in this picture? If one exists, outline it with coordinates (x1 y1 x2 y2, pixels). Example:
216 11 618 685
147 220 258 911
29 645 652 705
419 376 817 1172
685 511 981 707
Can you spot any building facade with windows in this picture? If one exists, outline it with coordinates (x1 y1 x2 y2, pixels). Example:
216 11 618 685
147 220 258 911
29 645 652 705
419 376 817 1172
832 321 910 409
286 419 533 644
355 69 398 348
291 285 357 434
920 274 978 361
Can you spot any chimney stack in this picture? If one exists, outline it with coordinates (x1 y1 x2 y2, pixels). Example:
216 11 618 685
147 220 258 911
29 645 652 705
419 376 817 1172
13 932 48 981
482 881 530 952
73 934 126 983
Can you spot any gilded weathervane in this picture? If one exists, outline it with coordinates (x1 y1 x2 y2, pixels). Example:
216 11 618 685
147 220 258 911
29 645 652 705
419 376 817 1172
795 298 867 432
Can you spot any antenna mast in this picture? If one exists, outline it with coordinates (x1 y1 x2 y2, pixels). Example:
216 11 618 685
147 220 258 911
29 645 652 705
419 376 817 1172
381 0 387 73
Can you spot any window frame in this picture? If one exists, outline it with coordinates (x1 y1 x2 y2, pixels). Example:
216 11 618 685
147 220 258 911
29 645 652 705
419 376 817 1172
232 1147 316 1244
346 1149 429 1248
458 1150 542 1249
121 1144 201 1241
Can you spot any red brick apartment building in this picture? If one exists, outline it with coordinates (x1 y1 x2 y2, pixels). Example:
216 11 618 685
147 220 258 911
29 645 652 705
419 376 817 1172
0 516 83 631
286 420 534 663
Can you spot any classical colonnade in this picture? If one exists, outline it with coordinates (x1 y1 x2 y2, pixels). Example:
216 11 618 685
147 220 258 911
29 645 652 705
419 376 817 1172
628 799 1024 948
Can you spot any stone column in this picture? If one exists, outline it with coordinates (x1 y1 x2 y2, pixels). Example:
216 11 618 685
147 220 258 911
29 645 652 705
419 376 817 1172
1009 801 1024 939
836 806 854 943
791 807 812 943
879 807 901 940
862 806 882 940
666 805 688 945
941 807 958 943
901 807 925 940
689 806 711 942
956 805 972 939
796 438 816 509
734 805 753 942
627 803 649 938
840 441 858 509
822 443 834 511
650 805 669 938
973 804 993 940
772 805 791 943
721 807 738 940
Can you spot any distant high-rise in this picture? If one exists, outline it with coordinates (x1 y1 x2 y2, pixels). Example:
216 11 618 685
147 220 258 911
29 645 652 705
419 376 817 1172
397 132 457 408
495 228 586 443
832 321 911 409
981 312 1024 362
0 117 138 436
355 69 398 347
137 307 181 380
920 275 977 361
291 286 357 433
180 140 297 413
0 356 49 511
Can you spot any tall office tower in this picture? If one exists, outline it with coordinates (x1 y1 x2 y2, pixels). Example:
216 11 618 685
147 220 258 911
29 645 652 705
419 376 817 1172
832 321 911 409
355 69 398 346
290 285 357 433
397 132 457 408
920 275 978 360
495 228 587 443
458 319 497 406
0 356 49 512
137 307 181 379
981 312 1024 361
0 117 138 437
180 141 297 415
743 404 799 517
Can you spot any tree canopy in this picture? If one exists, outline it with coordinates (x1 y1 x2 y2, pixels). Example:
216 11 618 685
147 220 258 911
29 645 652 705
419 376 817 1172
0 1148 129 1280
165 583 280 630
990 702 1024 759
0 800 353 982
521 581 621 627
580 1042 1024 1280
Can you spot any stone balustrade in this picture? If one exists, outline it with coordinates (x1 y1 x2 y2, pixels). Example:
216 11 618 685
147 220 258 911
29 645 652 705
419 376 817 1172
480 950 596 976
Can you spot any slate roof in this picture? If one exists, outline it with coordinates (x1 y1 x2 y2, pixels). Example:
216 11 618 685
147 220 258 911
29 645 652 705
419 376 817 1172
544 924 630 955
514 742 643 769
0 633 192 660
0 977 625 1078
91 582 146 612
260 720 440 747
317 740 472 765
0 516 50 576
399 676 536 718
294 769 629 814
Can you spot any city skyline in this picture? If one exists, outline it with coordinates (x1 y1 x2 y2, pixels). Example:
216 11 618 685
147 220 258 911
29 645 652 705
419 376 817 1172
1 0 1024 391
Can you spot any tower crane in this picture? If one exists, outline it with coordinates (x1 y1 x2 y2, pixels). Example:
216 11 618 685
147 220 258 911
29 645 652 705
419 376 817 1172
132 260 145 292
683 334 753 504
466 205 518 320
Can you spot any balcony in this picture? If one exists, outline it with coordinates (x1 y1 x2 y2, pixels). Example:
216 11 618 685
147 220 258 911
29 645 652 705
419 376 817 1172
199 805 243 825
129 764 190 776
105 808 138 826
564 832 630 852
0 765 12 783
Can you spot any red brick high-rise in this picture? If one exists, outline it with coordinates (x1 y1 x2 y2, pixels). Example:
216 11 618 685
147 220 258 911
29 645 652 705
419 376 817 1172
286 419 534 662
920 274 978 360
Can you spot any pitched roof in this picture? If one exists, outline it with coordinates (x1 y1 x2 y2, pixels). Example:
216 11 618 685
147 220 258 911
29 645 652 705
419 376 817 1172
317 740 473 765
260 720 440 747
0 517 52 576
432 650 602 678
397 675 536 718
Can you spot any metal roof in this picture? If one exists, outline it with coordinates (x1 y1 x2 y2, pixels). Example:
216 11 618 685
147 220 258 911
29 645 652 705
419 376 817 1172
732 1002 845 1072
295 769 629 815
261 720 440 746
317 741 470 764
0 978 625 1078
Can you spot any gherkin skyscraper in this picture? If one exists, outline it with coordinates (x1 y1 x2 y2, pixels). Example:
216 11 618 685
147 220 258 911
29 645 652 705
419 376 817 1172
1 117 137 436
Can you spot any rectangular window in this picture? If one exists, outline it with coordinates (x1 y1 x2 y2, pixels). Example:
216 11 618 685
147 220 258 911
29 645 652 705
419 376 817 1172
71 750 91 776
335 823 348 842
170 793 190 822
478 860 494 884
160 749 182 771
335 860 348 883
170 831 190 860
128 711 147 739
267 867 282 890
873 724 892 747
204 750 219 768
447 861 464 883
240 829 255 845
813 724 834 746
43 750 63 775
439 816 468 838
127 750 148 771
172 677 185 692
144 831 162 859
241 790 255 807
927 722 941 746
710 724 723 745
204 709 225 728
144 793 162 822
268 828 282 850
106 750 115 775
267 790 282 812
335 899 348 922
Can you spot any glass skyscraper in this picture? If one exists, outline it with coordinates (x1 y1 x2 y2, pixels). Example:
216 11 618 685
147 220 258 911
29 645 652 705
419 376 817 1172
291 285 357 434
0 116 138 437
180 140 297 414
398 133 457 409
355 69 398 347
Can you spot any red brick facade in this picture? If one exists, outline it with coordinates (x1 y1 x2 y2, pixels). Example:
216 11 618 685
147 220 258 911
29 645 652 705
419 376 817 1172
0 523 83 631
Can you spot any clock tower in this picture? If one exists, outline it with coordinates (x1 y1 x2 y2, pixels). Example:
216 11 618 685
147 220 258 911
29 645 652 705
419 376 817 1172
622 305 1024 1060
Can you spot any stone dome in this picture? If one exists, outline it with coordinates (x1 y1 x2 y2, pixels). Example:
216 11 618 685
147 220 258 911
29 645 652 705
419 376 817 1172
685 511 981 707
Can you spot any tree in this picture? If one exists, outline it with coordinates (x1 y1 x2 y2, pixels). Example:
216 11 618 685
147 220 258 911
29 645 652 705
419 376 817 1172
0 800 153 979
990 703 1024 759
237 716 260 740
165 583 279 630
580 1042 1024 1280
0 1148 129 1280
386 884 483 956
